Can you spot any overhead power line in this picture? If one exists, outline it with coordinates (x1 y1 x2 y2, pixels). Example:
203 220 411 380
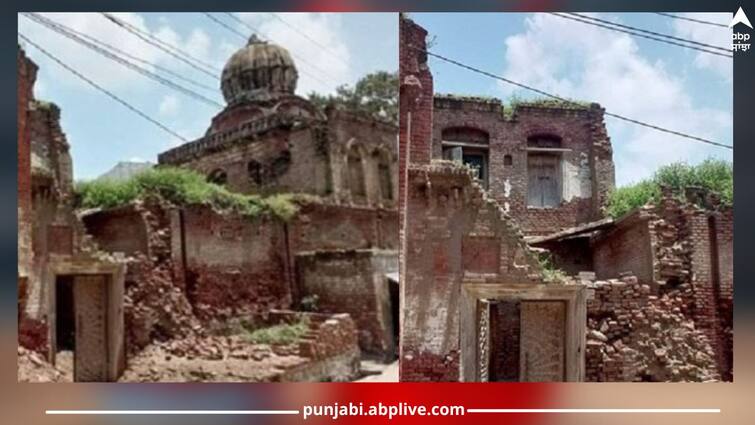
19 32 189 143
566 12 731 53
22 13 223 108
23 13 217 93
654 12 729 28
268 13 351 68
550 12 733 58
416 46 732 150
205 12 336 89
101 13 220 78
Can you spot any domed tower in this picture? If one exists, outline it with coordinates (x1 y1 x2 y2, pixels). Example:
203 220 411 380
205 35 320 135
221 35 299 104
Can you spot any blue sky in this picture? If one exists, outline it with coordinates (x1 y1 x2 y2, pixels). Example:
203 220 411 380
18 13 398 180
411 13 733 186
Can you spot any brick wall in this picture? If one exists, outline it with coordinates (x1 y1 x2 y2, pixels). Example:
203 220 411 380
177 205 293 320
158 101 397 211
401 162 541 381
586 276 719 382
432 98 615 236
592 212 654 286
83 206 149 256
262 310 361 382
295 250 398 357
288 202 398 252
18 48 36 282
326 109 398 208
399 16 434 278
163 126 331 197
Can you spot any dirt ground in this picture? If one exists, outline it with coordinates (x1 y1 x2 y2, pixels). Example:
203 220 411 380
19 338 392 383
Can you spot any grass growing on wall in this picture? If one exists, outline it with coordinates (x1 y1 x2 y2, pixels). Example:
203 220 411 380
75 167 302 221
606 159 733 218
244 318 310 345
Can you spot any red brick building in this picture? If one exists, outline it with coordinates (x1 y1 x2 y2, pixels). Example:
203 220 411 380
432 95 614 236
17 47 126 382
84 37 401 362
398 15 731 382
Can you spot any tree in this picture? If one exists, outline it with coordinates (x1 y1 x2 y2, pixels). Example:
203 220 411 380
606 159 733 218
308 71 398 125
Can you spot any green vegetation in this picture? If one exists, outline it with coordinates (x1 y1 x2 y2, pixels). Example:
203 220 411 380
606 159 733 218
308 71 398 125
244 318 310 345
502 95 591 120
75 167 302 221
537 252 568 283
299 294 320 313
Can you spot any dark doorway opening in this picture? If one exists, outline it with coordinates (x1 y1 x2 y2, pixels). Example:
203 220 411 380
56 275 75 352
488 300 520 382
388 278 400 358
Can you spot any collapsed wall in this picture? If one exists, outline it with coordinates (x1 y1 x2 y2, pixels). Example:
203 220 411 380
296 249 399 358
120 310 361 382
585 275 719 382
401 161 545 381
83 197 400 360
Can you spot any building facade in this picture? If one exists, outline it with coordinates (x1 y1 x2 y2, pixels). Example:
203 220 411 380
159 35 398 209
432 95 615 235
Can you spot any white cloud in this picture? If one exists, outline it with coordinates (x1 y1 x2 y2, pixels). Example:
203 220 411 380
498 13 732 186
18 13 219 90
234 13 353 95
158 94 180 116
668 13 732 80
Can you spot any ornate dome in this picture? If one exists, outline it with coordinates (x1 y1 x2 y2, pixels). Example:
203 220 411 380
221 35 298 104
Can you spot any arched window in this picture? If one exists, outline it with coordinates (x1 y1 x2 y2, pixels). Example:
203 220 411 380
441 127 489 145
527 135 562 149
270 150 292 178
347 146 366 203
375 150 393 202
248 161 263 185
207 168 227 186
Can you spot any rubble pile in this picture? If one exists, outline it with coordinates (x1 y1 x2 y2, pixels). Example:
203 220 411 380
586 276 719 382
648 193 693 288
17 347 64 382
157 335 290 361
124 199 202 353
124 254 201 352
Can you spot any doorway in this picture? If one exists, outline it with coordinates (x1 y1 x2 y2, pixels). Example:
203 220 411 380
485 300 567 382
388 278 400 357
54 274 110 382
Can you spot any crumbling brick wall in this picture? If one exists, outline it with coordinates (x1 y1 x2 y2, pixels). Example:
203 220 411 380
325 109 398 208
160 123 330 197
585 276 719 382
401 161 542 381
431 97 614 236
263 310 361 382
287 202 398 251
119 199 199 353
399 15 434 275
18 47 36 285
82 205 149 257
592 210 655 286
644 189 733 380
175 204 292 322
295 250 398 358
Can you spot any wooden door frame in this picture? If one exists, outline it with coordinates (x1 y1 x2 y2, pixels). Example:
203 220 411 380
459 283 586 382
46 255 126 382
